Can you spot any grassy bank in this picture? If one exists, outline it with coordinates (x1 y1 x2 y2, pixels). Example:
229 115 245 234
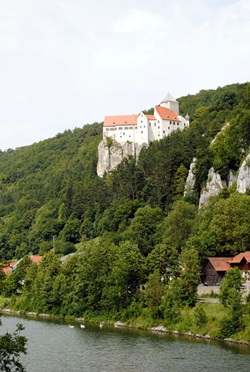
1 295 250 344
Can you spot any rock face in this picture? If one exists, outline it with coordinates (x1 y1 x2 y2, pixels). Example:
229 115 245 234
198 159 248 207
97 139 146 177
237 154 250 193
199 168 226 207
184 158 196 196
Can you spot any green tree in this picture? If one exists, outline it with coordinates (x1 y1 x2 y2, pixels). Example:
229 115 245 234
102 241 143 312
0 321 27 372
128 205 164 256
219 267 244 307
218 267 244 338
144 269 164 318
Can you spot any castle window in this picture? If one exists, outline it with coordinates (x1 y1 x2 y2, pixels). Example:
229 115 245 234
141 120 143 123
124 127 128 130
118 127 123 130
168 127 170 130
177 122 179 126
149 123 151 126
158 126 160 129
135 126 138 129
163 130 165 134
129 127 133 130
106 128 110 131
144 125 145 128
154 123 156 126
158 120 160 123
170 121 172 124
141 131 143 133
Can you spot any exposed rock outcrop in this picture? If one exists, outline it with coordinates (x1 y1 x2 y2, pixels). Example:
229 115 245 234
199 168 226 207
97 139 146 177
198 163 246 207
184 158 196 196
237 154 250 193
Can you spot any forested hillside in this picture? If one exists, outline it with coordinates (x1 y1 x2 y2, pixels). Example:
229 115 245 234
1 82 250 339
0 82 249 260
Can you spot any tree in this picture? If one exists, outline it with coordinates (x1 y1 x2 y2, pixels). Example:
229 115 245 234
219 267 244 308
144 269 164 318
102 241 143 312
128 205 164 256
218 267 244 338
161 199 197 255
0 321 27 372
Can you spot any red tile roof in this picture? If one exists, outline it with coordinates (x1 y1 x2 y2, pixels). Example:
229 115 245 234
104 115 138 127
155 106 180 122
29 255 43 264
1 262 17 275
146 114 156 120
207 257 232 271
229 252 250 264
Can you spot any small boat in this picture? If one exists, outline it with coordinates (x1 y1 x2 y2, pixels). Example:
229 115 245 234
99 322 104 329
80 324 85 329
69 325 74 328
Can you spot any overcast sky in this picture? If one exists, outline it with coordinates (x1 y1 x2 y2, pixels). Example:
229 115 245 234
0 0 249 150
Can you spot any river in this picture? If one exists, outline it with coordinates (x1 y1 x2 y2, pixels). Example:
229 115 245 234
1 315 250 372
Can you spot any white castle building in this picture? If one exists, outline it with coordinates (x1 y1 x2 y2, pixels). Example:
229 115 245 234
102 93 189 145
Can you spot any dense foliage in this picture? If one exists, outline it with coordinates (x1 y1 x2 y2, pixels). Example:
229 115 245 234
0 320 27 372
1 82 250 340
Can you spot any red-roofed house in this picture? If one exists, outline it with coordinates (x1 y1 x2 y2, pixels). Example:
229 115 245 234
6 255 43 273
1 262 17 275
228 252 250 271
29 255 43 265
103 93 189 145
202 257 232 286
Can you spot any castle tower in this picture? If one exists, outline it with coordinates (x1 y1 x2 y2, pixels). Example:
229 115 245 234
160 92 179 115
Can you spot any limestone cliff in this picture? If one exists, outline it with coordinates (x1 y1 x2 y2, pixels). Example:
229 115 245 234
198 152 250 206
97 139 146 177
237 154 250 193
199 168 226 207
184 158 196 196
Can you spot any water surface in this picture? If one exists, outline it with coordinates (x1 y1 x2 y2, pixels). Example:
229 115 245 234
1 315 250 372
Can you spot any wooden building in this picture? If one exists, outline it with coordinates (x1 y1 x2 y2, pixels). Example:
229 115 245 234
229 252 250 271
202 257 232 286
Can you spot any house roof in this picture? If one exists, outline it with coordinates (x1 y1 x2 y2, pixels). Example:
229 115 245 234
6 255 43 272
155 106 180 122
104 115 139 127
146 114 156 120
229 252 250 264
2 262 17 275
207 257 232 272
29 255 43 264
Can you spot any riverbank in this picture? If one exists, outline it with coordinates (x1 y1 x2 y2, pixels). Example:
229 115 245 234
1 303 250 347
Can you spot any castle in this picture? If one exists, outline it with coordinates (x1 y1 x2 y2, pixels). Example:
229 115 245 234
97 93 189 176
102 93 189 145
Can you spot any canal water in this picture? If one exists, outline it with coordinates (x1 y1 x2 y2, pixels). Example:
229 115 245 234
1 315 250 372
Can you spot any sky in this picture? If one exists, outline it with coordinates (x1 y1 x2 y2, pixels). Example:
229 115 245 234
0 0 249 150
